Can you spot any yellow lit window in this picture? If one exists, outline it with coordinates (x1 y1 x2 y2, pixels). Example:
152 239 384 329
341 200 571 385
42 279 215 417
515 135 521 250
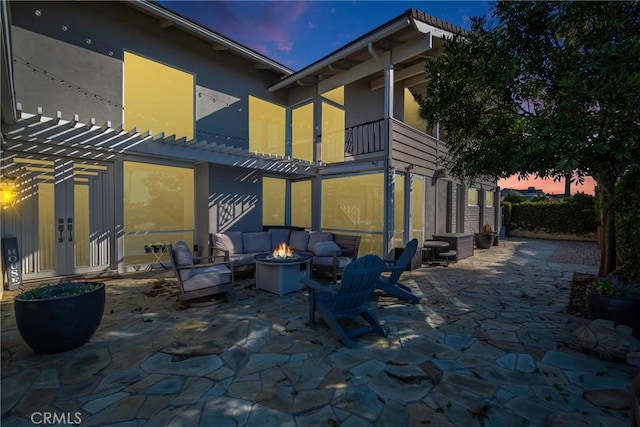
468 188 479 206
404 88 426 132
411 176 424 242
394 174 405 246
292 103 314 162
321 102 345 163
291 180 311 229
124 52 194 140
486 191 494 208
263 177 286 226
321 173 384 255
322 86 344 106
249 96 285 156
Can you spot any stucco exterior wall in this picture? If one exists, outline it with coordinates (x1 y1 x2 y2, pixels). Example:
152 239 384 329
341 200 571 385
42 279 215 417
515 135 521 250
10 1 287 150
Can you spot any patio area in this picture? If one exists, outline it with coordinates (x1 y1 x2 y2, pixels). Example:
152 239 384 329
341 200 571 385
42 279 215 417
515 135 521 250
1 238 636 426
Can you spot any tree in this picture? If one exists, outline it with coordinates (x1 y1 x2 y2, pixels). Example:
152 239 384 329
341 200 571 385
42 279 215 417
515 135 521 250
418 1 640 276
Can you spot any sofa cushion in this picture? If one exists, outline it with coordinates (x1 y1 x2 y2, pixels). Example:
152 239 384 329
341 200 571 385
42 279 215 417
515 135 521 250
289 230 310 252
242 231 272 253
313 256 353 269
228 253 260 267
269 228 291 250
183 264 232 292
308 231 333 249
211 231 243 254
172 241 194 281
311 241 341 257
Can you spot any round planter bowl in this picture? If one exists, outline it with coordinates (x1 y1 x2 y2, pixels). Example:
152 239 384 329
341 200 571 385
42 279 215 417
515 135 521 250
586 287 640 336
14 282 106 354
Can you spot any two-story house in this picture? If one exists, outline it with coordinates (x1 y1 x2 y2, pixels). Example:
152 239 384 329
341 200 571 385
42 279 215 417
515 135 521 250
1 0 498 283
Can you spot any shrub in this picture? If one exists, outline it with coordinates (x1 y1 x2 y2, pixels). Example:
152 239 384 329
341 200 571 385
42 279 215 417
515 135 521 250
615 166 640 283
503 193 526 204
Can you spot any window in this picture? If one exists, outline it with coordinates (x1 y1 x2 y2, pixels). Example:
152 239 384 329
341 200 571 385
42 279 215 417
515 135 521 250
403 88 426 132
486 191 494 208
249 96 285 156
124 52 194 140
411 176 425 243
321 173 384 255
262 177 286 226
292 103 314 162
394 173 405 246
123 161 194 266
291 180 311 229
468 188 479 206
321 86 345 163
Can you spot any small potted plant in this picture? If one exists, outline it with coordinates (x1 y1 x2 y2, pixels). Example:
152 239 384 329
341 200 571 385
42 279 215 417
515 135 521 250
474 224 495 249
586 274 640 337
14 281 106 354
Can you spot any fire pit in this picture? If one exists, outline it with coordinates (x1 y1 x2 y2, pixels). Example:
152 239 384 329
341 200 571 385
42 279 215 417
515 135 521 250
253 244 312 296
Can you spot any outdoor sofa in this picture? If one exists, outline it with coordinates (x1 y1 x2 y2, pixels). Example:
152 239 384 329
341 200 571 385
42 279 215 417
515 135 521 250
209 229 361 282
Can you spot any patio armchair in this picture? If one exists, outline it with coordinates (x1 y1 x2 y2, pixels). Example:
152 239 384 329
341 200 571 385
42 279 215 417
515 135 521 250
303 254 387 348
167 241 234 302
375 238 420 303
311 234 361 283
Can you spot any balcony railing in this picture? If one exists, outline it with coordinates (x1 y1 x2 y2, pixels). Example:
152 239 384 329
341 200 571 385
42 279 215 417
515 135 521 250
344 119 384 156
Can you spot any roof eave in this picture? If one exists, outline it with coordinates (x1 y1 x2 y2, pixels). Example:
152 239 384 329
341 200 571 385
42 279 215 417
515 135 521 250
268 15 413 93
125 0 293 76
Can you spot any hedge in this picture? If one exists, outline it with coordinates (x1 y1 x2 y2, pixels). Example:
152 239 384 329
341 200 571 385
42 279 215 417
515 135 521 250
615 166 640 283
507 196 598 236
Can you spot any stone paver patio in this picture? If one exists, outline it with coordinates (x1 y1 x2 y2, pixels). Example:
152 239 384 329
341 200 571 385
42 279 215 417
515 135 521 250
1 238 636 426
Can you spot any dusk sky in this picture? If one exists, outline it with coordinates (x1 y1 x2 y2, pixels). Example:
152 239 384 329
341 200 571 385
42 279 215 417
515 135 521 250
157 0 596 196
157 0 491 70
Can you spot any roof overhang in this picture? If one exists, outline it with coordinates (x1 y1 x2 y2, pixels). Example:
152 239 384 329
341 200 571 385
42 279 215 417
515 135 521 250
1 0 17 125
123 0 294 77
2 106 318 177
268 9 461 94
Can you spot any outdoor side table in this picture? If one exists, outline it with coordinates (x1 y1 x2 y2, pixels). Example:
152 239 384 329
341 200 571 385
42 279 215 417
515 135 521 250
422 240 450 265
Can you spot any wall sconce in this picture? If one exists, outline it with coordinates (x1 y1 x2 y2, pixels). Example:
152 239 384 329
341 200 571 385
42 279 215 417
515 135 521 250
1 176 18 209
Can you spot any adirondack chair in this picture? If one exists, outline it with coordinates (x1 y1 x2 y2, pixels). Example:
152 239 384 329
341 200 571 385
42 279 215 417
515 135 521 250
167 241 234 302
375 238 420 303
303 254 387 348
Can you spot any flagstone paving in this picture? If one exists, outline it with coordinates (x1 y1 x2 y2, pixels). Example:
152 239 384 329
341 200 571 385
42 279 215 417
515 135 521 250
2 238 637 426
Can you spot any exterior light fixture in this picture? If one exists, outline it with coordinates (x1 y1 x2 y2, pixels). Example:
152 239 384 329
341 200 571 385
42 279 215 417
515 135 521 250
1 176 18 209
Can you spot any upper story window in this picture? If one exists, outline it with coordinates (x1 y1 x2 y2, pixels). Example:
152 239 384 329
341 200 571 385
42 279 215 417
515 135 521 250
403 88 427 133
292 103 314 162
123 51 194 140
249 96 285 156
321 86 345 163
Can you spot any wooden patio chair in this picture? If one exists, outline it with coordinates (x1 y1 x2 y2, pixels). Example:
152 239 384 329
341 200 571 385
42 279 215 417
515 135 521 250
167 241 234 302
375 238 420 303
303 254 387 348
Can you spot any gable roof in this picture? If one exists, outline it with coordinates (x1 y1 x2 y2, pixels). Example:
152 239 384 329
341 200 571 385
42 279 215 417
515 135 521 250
268 8 465 93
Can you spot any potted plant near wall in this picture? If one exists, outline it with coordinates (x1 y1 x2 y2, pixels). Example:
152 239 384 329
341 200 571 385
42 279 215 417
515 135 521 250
474 224 495 249
586 275 640 337
14 281 106 354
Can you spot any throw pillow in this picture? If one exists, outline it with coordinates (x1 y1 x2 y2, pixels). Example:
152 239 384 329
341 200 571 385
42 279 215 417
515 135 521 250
311 241 341 257
289 230 310 252
308 231 333 249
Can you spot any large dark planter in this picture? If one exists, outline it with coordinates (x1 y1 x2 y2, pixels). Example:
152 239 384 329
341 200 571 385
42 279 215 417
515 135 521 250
14 282 106 354
586 287 640 337
474 233 494 249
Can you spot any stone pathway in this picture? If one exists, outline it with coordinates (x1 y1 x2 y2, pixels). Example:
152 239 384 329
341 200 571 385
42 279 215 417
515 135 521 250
2 238 636 426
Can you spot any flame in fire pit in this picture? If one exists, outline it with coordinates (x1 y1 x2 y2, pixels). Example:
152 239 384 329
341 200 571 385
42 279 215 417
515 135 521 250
272 242 293 259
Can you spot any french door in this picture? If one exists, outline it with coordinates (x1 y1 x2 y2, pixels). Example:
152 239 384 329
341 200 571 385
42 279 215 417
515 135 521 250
4 154 114 279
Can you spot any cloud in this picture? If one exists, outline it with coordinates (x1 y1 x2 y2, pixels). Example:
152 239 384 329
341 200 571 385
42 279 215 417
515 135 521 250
183 1 309 57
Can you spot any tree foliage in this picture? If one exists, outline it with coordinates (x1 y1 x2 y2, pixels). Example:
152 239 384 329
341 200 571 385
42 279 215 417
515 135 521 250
418 1 640 275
